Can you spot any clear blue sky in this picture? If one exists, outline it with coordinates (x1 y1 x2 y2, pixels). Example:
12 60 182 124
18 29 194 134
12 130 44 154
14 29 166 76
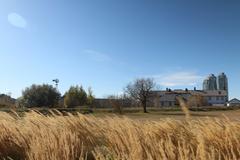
0 0 240 99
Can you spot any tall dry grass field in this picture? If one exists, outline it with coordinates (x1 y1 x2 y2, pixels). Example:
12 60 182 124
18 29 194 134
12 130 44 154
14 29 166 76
0 110 240 160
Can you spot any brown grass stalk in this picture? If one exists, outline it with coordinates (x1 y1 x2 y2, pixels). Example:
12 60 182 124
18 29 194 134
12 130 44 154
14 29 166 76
0 111 239 159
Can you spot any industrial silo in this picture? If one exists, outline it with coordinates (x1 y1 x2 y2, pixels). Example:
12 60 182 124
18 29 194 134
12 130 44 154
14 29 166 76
203 78 210 91
217 72 228 91
209 74 217 90
203 74 217 90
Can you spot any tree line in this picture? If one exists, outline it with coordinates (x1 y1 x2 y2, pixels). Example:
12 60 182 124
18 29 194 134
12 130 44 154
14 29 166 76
16 78 157 113
17 84 95 108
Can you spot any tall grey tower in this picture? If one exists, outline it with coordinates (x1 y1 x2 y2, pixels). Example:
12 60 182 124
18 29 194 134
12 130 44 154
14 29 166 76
203 74 217 90
203 78 210 91
217 73 228 91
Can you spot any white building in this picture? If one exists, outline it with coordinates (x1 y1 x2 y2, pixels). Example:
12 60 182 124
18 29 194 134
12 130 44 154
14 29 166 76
148 89 228 107
227 98 240 107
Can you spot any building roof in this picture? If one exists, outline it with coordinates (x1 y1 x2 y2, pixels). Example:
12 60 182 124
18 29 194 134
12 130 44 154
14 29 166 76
228 98 240 104
159 94 177 101
202 90 228 96
150 89 227 97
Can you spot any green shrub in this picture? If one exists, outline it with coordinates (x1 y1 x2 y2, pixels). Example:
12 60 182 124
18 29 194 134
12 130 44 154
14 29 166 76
64 85 88 107
87 87 95 106
22 84 61 108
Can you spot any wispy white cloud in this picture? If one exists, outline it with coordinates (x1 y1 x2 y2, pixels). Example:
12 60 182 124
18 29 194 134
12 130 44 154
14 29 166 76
8 13 27 28
83 49 112 62
153 72 203 87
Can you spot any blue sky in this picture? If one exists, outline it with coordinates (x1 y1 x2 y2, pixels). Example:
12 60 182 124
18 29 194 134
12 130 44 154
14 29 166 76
0 0 240 99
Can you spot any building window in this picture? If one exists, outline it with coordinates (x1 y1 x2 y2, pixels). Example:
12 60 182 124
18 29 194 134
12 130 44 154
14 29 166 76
216 97 219 100
208 97 212 100
221 97 224 100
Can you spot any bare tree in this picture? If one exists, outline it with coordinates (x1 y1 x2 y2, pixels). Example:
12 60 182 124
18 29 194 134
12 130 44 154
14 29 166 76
125 78 156 113
108 94 124 114
107 93 132 114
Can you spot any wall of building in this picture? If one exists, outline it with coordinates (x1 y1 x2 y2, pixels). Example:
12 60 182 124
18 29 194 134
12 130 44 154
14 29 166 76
148 89 228 107
203 95 228 106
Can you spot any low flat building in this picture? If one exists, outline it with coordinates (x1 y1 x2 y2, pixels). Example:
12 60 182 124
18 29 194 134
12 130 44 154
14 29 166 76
93 98 134 108
202 90 228 106
0 94 16 107
148 90 192 107
93 98 112 108
227 98 240 107
148 89 228 107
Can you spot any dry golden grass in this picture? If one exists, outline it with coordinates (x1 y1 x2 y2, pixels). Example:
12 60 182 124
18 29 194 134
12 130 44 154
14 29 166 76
0 109 240 160
176 96 190 119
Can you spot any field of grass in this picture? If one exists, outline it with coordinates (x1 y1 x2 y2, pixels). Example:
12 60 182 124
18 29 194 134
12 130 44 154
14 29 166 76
93 108 240 121
93 109 240 121
0 109 240 159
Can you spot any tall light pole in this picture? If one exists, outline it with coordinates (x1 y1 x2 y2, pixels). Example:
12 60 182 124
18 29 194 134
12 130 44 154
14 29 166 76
52 79 59 89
